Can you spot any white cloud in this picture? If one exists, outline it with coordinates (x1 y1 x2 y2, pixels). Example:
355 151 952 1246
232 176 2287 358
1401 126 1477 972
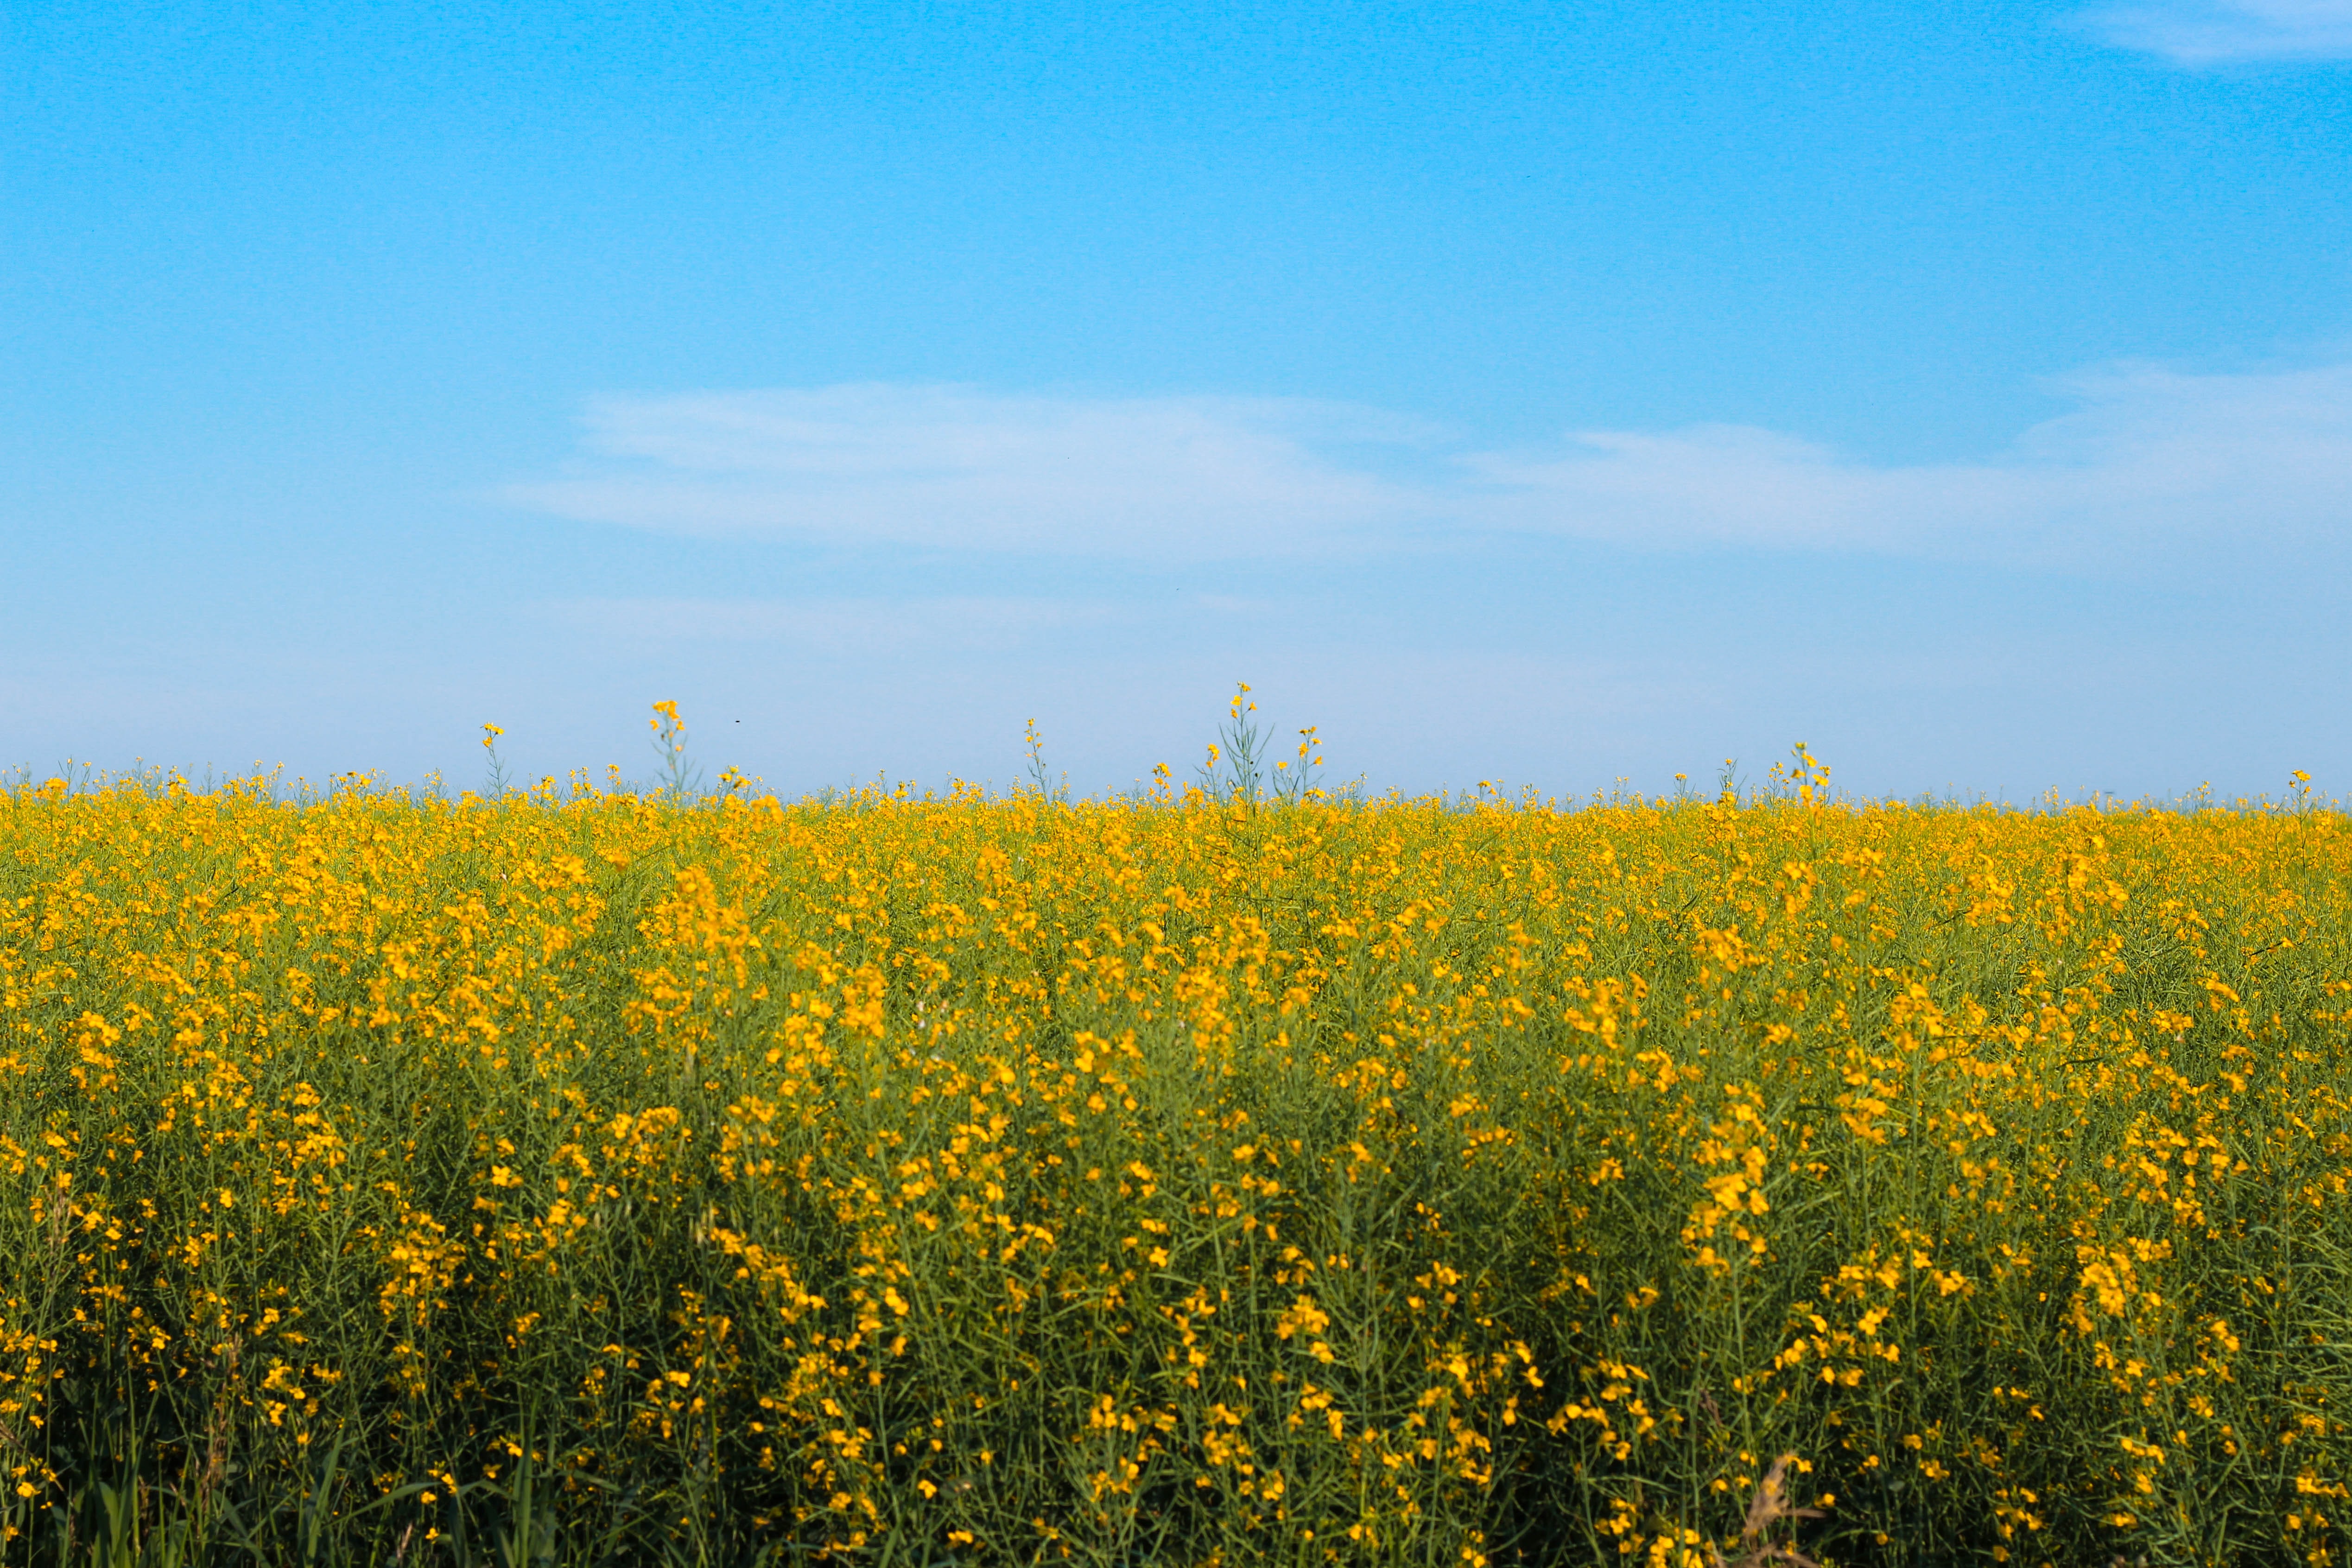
1482 361 2352 568
507 385 1439 560
507 363 2352 572
2084 0 2352 63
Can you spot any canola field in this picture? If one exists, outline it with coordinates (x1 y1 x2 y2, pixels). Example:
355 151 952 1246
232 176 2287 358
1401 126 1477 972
2 766 2350 1566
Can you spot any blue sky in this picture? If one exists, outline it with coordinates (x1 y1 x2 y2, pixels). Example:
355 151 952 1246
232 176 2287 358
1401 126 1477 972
5 0 2349 800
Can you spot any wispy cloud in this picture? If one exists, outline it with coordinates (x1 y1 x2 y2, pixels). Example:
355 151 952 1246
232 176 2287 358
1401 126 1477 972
1481 361 2352 569
2082 0 2352 63
506 363 2352 573
507 386 1441 560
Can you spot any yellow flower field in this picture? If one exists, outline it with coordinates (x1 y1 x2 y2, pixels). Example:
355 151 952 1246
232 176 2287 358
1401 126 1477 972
1 762 2348 1565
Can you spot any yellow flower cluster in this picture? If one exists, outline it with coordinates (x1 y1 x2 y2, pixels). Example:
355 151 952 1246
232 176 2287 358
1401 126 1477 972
0 768 2347 1565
